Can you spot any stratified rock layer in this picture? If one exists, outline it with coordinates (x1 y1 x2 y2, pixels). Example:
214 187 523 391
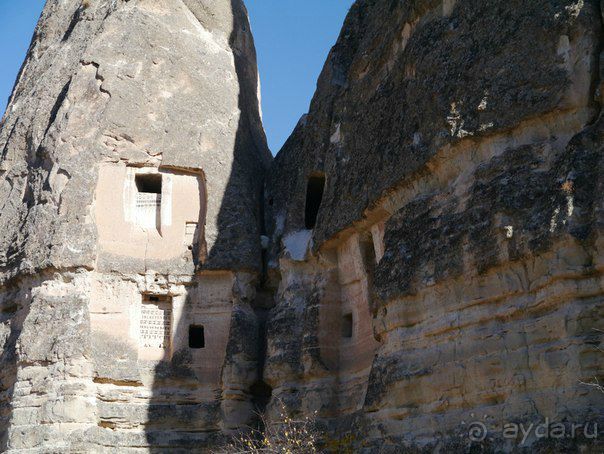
1 0 603 452
0 0 269 451
265 0 604 451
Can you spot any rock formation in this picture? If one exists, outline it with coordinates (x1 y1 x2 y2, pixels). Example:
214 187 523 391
0 0 603 452
264 0 603 450
0 0 270 451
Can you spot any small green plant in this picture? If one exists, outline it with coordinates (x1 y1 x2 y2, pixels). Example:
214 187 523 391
81 0 91 9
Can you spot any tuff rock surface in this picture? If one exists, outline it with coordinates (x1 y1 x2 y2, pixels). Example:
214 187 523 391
0 0 269 451
264 0 604 451
0 0 603 453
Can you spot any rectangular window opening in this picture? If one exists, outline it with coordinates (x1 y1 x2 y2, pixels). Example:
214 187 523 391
135 173 162 230
189 325 205 349
135 173 162 194
361 237 377 269
305 173 325 229
139 294 172 350
342 313 353 338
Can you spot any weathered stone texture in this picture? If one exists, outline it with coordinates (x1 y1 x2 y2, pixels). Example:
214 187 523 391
1 0 603 452
0 0 270 280
0 0 269 451
264 0 603 451
266 0 601 249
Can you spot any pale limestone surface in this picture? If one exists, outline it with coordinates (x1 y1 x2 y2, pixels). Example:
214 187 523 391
0 0 268 451
264 0 604 451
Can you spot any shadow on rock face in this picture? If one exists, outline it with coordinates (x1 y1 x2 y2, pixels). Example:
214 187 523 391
144 0 271 450
0 291 29 452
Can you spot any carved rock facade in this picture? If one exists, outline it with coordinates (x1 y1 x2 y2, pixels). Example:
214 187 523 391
1 0 603 452
264 0 604 450
0 0 270 451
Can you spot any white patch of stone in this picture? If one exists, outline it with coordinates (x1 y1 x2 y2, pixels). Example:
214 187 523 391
504 225 514 239
330 123 342 144
442 0 457 17
566 0 584 19
161 173 173 229
550 206 561 233
283 230 313 262
67 245 83 253
123 167 136 224
478 95 488 111
566 195 574 218
447 102 473 138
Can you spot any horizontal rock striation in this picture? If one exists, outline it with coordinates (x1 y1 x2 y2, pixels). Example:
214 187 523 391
1 0 603 452
265 0 604 451
0 0 270 452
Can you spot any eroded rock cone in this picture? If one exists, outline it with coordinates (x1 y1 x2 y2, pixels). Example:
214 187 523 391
0 0 270 451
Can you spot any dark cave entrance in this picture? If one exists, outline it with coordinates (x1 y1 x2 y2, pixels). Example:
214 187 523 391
304 173 326 229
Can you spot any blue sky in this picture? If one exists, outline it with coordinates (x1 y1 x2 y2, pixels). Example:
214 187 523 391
0 0 353 154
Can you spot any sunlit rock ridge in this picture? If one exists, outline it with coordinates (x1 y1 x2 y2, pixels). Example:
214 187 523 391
0 0 602 452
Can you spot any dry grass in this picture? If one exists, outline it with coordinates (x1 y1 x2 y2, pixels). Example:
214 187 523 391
216 402 320 454
580 329 604 393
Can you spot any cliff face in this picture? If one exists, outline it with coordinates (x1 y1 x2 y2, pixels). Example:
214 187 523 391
0 0 269 451
0 0 270 277
265 0 604 450
1 0 603 452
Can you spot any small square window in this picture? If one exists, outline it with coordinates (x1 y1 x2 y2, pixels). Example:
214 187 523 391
134 173 162 230
139 295 172 351
189 325 205 349
135 173 162 194
342 313 353 338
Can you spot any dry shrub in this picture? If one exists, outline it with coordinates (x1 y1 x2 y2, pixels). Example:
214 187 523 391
218 402 320 453
580 328 603 393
